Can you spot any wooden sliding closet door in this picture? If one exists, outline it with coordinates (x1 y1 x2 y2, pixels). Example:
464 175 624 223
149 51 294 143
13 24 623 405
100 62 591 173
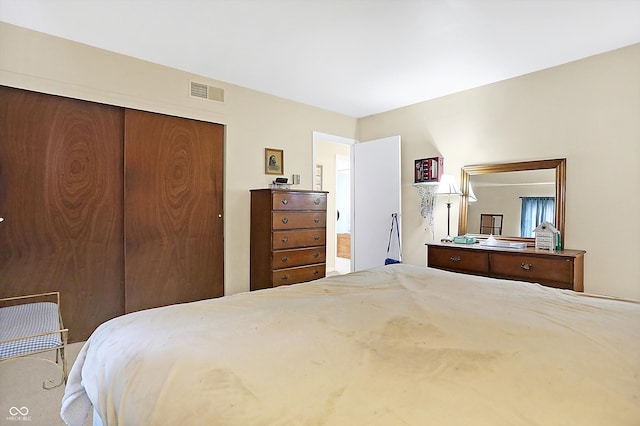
124 109 224 312
0 86 125 342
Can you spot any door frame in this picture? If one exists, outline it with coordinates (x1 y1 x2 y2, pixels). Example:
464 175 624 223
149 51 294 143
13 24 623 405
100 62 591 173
312 131 356 272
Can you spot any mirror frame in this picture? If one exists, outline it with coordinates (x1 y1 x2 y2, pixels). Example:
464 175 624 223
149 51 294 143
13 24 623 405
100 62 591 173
458 158 566 247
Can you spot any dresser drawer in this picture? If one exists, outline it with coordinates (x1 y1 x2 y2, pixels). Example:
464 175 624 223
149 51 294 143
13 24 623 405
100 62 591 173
273 192 326 211
489 253 574 288
428 246 489 274
273 229 326 250
426 243 585 292
272 212 326 230
272 264 326 286
272 247 326 269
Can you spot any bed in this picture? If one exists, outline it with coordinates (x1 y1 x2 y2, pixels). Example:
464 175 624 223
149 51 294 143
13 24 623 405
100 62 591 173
61 264 640 425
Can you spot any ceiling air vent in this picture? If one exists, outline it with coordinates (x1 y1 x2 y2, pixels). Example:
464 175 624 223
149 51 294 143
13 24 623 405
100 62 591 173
190 81 224 102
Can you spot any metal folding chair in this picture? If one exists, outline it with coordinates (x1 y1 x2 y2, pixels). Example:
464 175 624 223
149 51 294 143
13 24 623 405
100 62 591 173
0 291 68 389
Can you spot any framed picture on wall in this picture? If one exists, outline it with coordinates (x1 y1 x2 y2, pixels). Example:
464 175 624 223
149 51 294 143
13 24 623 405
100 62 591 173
265 148 284 175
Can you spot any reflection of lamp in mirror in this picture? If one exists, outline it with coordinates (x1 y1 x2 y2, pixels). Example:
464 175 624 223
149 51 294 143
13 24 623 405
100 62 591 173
436 175 462 242
468 183 477 202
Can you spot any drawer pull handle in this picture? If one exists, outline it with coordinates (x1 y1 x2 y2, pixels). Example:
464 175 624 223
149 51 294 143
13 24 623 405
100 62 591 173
314 235 320 241
313 252 319 258
313 270 319 276
281 274 289 281
521 263 534 271
281 199 289 205
314 218 320 223
282 217 289 224
450 256 462 262
281 256 288 262
282 237 289 243
314 198 321 205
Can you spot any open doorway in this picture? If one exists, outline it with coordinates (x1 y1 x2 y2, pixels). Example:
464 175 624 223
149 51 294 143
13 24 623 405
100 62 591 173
312 132 354 276
335 155 351 274
313 132 401 274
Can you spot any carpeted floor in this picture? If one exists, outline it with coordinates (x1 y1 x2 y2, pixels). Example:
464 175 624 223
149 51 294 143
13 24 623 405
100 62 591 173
0 342 92 426
326 257 351 277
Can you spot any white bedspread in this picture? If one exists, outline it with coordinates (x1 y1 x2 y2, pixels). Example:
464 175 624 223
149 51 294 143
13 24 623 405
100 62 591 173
61 265 640 425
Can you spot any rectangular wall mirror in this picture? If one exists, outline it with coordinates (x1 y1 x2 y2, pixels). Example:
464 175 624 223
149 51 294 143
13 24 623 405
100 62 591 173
458 159 566 247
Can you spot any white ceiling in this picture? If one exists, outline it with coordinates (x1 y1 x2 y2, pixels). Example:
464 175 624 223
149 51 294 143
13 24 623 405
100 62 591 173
1 0 639 118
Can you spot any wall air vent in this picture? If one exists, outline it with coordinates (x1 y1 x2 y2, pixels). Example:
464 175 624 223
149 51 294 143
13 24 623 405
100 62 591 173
190 81 225 102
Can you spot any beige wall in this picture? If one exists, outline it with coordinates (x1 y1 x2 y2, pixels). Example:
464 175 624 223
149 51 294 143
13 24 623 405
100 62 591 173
0 22 358 295
2 22 638 299
358 43 640 299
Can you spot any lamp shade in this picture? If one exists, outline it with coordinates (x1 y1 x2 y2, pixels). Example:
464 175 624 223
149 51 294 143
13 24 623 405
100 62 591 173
436 174 462 196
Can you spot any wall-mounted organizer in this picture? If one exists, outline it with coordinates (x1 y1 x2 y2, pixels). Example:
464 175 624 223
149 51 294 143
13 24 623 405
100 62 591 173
414 156 444 239
414 157 443 183
414 182 439 238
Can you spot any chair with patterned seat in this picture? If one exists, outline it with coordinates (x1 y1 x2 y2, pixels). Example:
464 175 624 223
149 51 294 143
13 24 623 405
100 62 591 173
0 291 68 389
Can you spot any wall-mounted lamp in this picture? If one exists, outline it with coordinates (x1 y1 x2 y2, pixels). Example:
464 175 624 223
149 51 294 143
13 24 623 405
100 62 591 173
436 174 462 242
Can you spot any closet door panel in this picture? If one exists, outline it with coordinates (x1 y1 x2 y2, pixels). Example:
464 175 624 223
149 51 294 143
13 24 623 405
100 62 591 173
124 109 224 312
0 86 125 342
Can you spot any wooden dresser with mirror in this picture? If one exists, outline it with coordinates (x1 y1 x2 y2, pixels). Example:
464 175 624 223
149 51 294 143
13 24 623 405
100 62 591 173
428 158 586 291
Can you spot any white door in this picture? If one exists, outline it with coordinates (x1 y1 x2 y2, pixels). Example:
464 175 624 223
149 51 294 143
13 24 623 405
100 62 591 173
352 136 401 271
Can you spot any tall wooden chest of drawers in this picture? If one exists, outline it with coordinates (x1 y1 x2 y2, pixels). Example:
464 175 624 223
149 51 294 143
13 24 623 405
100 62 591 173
426 242 585 291
250 189 328 291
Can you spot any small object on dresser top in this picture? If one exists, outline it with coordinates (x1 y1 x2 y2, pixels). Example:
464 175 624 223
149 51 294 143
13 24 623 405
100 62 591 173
533 221 560 251
453 235 476 244
479 234 527 249
269 181 291 189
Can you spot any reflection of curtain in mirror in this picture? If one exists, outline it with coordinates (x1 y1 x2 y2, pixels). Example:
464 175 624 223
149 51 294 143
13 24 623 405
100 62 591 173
520 197 555 237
